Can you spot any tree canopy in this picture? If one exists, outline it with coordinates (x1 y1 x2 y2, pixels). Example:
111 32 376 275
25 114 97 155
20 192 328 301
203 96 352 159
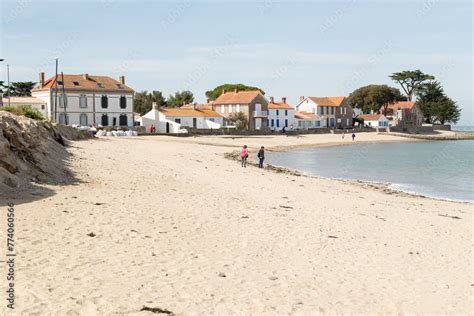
227 111 249 130
167 90 194 108
133 90 167 115
1 81 36 96
347 84 406 115
205 84 265 101
389 70 434 101
416 81 461 124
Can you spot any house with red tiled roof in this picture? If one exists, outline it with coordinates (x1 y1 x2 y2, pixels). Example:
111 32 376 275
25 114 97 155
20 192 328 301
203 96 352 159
32 72 134 127
1 96 48 118
358 114 389 128
381 101 423 127
212 90 268 130
295 96 353 128
267 97 296 131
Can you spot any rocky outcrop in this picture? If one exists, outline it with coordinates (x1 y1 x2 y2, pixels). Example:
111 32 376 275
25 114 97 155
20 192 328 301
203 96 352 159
0 112 91 193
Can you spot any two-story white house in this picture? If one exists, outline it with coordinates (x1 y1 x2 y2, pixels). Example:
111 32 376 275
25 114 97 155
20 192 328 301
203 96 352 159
267 97 296 131
32 72 134 127
295 96 353 128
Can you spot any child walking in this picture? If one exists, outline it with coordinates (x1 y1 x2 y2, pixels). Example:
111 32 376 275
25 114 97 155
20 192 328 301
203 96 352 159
257 146 265 168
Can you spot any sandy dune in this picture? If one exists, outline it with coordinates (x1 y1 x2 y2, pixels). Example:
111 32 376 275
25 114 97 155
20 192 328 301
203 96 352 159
1 133 472 315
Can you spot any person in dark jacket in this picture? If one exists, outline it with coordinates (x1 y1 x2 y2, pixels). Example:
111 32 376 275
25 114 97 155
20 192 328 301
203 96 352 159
257 146 265 168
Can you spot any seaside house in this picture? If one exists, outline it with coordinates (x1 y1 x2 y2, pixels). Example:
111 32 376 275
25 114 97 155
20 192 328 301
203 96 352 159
358 114 389 128
138 102 223 133
1 96 48 118
294 111 322 129
32 72 134 127
382 101 423 128
295 96 353 128
267 97 296 131
212 90 268 130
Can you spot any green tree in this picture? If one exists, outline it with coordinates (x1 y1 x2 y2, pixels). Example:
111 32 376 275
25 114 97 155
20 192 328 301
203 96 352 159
167 90 194 108
205 84 265 101
389 70 434 101
227 112 249 130
347 84 406 115
416 81 461 124
133 90 167 115
8 81 36 96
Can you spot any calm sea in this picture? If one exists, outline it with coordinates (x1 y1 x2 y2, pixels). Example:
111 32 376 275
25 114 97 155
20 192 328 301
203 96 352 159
266 140 474 202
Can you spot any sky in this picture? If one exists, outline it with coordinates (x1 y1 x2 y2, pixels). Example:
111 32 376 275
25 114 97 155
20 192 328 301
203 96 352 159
1 0 473 124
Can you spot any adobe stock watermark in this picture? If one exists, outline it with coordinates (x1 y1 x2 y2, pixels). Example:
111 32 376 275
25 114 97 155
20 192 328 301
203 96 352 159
5 202 16 310
161 0 192 30
320 0 358 34
3 0 32 25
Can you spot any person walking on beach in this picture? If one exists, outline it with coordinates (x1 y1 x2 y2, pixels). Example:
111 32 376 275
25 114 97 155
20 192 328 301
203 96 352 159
241 145 248 167
342 131 345 139
257 146 265 168
352 133 356 141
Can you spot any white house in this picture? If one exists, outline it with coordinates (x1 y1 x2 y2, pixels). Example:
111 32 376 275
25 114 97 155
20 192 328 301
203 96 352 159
32 72 134 127
267 96 296 131
358 114 389 128
1 96 48 118
294 111 322 129
295 96 353 128
138 103 224 133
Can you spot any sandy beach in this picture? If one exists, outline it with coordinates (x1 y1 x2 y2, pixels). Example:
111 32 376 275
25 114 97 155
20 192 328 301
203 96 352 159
1 133 472 315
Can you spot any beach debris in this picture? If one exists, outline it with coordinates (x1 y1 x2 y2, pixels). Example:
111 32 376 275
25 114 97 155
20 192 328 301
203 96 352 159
140 306 174 315
375 215 386 221
438 214 461 220
218 272 226 278
279 205 294 209
87 232 96 237
94 202 105 206
269 276 278 281
241 215 249 219
328 235 338 239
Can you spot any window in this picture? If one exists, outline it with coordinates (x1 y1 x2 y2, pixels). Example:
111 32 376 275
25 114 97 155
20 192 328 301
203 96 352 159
59 94 67 108
344 107 347 115
298 121 302 127
228 104 232 113
316 121 320 127
331 107 334 115
276 110 279 116
101 95 108 108
119 114 128 126
116 84 124 89
340 108 343 114
346 118 349 126
79 95 87 108
101 114 109 126
285 110 288 116
41 104 45 110
220 105 224 113
97 83 104 88
57 80 63 85
271 119 274 127
175 118 181 124
209 118 215 122
236 104 240 112
120 96 126 109
276 119 280 128
80 114 88 126
285 119 288 127
73 81 80 86
58 114 68 125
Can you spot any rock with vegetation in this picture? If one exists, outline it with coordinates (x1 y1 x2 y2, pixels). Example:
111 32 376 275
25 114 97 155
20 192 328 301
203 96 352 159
0 111 91 194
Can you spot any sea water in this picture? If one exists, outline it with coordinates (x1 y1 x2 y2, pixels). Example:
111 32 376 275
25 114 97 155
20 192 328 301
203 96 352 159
266 140 474 202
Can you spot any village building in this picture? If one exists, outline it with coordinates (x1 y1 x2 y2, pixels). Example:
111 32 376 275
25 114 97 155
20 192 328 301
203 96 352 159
32 72 134 127
294 111 322 129
1 96 48 118
358 114 389 128
267 96 296 131
295 96 353 128
212 90 268 130
382 101 424 128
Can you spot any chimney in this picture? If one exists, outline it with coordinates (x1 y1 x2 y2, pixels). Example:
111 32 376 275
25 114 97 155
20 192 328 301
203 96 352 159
299 96 305 102
234 88 238 93
83 73 89 80
282 97 287 104
119 75 125 84
222 89 225 95
152 102 159 110
39 72 45 88
269 96 274 103
193 102 197 111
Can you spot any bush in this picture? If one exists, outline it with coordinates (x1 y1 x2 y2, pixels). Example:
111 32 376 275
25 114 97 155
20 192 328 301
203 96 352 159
227 112 249 130
1 105 44 120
